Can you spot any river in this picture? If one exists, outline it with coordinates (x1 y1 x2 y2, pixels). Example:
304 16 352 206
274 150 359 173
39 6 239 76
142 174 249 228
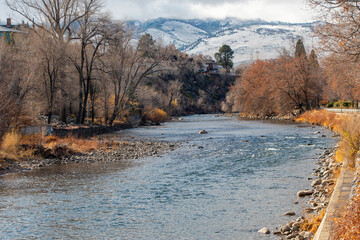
0 115 336 239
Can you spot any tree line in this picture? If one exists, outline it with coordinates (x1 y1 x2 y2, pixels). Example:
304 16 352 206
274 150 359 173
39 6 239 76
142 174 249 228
222 0 360 118
222 40 324 117
0 0 235 136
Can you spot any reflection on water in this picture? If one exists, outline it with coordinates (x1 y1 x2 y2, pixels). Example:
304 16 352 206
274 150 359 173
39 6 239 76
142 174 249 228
0 115 336 239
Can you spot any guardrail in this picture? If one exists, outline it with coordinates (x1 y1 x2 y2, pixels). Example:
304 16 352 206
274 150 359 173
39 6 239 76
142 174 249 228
324 108 360 114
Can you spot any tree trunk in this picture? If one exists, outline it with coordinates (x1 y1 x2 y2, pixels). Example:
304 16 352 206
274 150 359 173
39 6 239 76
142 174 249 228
47 111 52 124
60 105 67 123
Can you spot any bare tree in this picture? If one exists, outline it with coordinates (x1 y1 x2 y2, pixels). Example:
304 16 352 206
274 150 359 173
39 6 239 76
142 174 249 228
6 0 103 123
6 0 99 42
102 25 166 125
308 0 360 60
0 35 39 134
68 0 109 124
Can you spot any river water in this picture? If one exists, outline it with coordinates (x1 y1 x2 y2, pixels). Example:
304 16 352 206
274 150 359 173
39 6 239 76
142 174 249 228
0 115 336 239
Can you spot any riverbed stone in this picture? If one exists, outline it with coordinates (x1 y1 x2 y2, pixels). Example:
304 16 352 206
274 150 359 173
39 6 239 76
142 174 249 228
297 190 314 197
258 227 270 234
311 179 322 187
199 130 208 134
283 211 296 216
281 225 291 232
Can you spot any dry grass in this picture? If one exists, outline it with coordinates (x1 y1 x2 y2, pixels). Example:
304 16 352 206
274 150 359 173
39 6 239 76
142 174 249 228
0 132 105 162
296 109 344 132
301 209 326 234
296 110 360 167
333 187 360 240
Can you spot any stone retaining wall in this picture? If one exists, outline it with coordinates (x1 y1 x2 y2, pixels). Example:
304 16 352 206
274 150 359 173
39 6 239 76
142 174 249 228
313 157 356 240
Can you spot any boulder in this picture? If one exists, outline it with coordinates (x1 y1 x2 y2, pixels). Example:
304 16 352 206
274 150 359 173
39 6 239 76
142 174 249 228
199 130 208 134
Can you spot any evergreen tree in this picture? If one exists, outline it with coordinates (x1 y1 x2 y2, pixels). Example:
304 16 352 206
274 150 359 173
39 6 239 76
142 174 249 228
295 39 306 58
138 33 156 58
309 49 320 68
215 44 234 73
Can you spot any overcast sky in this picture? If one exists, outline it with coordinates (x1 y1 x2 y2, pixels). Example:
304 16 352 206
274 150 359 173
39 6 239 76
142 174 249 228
0 0 314 23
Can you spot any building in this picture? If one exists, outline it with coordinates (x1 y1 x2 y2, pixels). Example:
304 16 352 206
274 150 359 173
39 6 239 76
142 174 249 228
202 60 222 75
0 18 25 44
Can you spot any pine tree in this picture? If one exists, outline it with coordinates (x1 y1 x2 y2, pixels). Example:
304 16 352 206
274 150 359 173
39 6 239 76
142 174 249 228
309 49 319 68
138 33 156 58
215 44 234 73
295 39 306 58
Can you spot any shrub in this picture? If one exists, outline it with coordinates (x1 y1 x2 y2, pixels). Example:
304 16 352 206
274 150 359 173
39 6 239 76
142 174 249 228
1 131 20 154
144 108 167 124
301 209 326 234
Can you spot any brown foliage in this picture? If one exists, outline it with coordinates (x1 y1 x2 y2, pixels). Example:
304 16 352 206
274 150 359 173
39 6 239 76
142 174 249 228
225 50 324 117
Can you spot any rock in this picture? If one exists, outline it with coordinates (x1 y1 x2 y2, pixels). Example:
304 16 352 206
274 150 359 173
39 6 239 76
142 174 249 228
283 211 296 216
281 225 291 232
198 146 204 149
287 234 296 239
299 231 313 238
305 207 314 213
297 190 314 197
311 179 322 187
314 131 321 134
258 228 271 234
292 223 301 231
199 130 208 134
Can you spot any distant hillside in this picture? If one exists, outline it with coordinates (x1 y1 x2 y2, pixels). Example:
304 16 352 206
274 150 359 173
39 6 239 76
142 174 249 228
128 18 318 65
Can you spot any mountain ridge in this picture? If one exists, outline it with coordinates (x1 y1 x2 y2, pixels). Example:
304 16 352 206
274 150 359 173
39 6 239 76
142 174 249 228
128 18 318 65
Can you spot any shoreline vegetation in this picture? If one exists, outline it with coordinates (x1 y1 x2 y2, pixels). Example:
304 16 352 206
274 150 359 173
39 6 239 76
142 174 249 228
0 122 180 176
295 110 360 239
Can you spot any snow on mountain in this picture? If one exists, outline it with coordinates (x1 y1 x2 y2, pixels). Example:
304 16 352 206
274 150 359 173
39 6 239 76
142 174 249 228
129 18 317 65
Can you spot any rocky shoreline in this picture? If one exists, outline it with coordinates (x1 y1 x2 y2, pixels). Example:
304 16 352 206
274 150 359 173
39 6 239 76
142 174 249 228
0 140 180 176
259 148 340 240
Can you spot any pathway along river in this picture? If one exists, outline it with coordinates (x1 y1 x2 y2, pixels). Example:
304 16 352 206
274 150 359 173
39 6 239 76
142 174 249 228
0 115 337 239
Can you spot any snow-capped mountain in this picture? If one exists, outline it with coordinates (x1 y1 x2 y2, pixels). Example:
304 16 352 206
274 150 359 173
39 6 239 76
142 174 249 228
128 18 317 65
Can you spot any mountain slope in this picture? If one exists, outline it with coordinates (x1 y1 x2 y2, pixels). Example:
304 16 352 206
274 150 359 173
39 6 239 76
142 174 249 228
129 18 317 65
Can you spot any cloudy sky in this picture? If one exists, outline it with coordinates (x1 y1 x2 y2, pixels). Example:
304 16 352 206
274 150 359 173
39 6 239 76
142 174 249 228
0 0 314 23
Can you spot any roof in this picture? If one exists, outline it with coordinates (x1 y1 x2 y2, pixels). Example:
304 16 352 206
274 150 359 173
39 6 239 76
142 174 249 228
0 26 24 33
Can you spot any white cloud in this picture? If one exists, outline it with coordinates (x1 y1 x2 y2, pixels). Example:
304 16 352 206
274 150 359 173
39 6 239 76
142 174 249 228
106 0 314 22
0 0 315 23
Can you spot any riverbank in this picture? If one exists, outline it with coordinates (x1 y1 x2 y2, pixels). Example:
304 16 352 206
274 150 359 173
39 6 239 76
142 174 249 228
0 138 180 176
294 109 360 239
257 147 340 239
